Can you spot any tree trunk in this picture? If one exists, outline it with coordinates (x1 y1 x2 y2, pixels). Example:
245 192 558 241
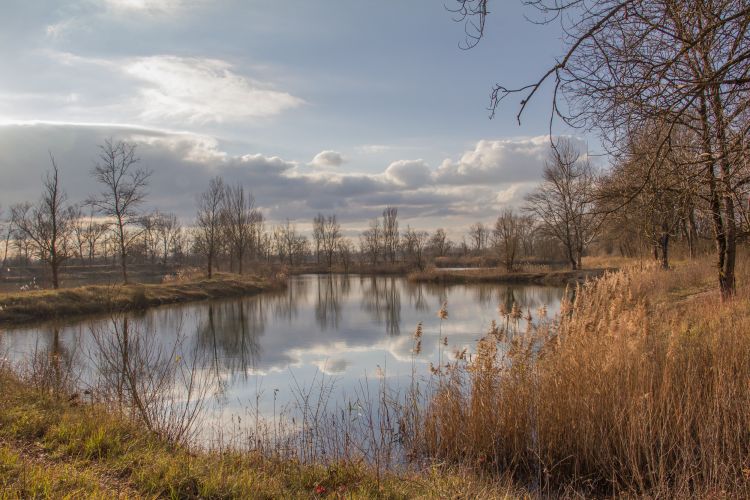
117 220 128 284
51 259 60 289
699 92 734 299
659 232 669 270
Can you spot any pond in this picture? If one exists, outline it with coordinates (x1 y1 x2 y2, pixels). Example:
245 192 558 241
0 274 565 452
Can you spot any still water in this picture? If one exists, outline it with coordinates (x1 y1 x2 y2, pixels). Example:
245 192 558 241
0 274 564 445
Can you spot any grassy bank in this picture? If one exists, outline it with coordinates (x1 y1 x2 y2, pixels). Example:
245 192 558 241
0 273 283 326
2 256 748 497
407 266 609 285
414 257 750 497
0 371 516 499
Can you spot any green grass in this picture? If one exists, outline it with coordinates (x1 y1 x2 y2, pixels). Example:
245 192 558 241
0 371 516 499
0 273 283 326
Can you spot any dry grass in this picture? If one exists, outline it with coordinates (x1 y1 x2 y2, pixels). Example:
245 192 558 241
408 266 607 286
0 369 518 499
0 272 284 326
413 256 750 496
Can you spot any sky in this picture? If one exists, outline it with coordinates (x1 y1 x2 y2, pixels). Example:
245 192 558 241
0 0 586 236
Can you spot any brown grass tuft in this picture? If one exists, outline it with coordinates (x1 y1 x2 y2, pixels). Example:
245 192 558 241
415 256 750 496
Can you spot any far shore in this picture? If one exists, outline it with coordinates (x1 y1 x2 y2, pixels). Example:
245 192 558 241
0 265 613 327
0 273 284 327
407 266 613 286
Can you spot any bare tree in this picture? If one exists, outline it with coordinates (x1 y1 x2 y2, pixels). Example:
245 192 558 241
73 209 109 263
195 177 225 278
154 211 181 267
312 213 325 265
457 0 750 296
468 222 489 252
89 139 151 283
429 228 452 257
338 238 355 273
222 184 259 274
321 214 342 268
139 212 159 265
599 125 695 269
11 155 74 289
273 220 308 266
360 218 382 265
402 226 430 270
524 139 600 270
382 206 399 263
0 205 12 272
493 209 522 272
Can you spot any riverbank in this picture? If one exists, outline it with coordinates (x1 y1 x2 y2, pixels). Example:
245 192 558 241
1 257 747 497
0 273 284 326
0 369 513 498
407 266 611 285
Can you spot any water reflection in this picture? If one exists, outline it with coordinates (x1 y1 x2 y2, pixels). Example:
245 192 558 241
360 276 402 336
1 274 565 436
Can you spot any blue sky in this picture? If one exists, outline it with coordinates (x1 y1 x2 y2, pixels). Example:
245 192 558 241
0 0 584 234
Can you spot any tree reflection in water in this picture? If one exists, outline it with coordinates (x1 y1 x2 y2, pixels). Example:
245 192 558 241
360 276 401 336
315 274 351 331
197 300 265 379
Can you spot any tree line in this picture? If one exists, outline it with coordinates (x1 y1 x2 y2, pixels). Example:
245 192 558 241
1 131 746 289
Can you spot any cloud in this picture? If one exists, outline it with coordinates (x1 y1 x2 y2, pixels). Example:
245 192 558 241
101 0 198 14
435 136 585 185
384 159 432 188
0 123 574 227
358 144 393 154
125 56 304 124
314 358 350 374
0 51 302 128
309 150 345 168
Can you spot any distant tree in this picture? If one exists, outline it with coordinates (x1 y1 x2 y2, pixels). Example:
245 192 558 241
524 139 600 270
312 213 325 264
468 222 489 252
321 214 342 268
11 155 74 289
337 238 355 273
0 205 12 271
492 209 522 272
154 211 181 267
195 177 225 278
273 220 308 266
360 218 382 265
382 206 399 263
429 228 452 257
89 139 151 283
222 184 259 274
402 226 430 270
139 212 160 265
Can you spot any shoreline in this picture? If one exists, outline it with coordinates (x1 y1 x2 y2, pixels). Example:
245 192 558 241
407 267 613 285
0 273 284 327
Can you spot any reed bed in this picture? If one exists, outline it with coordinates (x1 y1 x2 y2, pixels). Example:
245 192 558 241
413 257 750 496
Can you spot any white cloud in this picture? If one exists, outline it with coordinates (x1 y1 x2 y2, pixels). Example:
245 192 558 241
309 150 345 168
384 159 432 188
435 136 574 185
125 56 304 124
314 358 350 375
358 144 393 154
102 0 193 14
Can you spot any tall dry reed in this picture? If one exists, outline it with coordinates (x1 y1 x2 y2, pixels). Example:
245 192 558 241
415 258 750 496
